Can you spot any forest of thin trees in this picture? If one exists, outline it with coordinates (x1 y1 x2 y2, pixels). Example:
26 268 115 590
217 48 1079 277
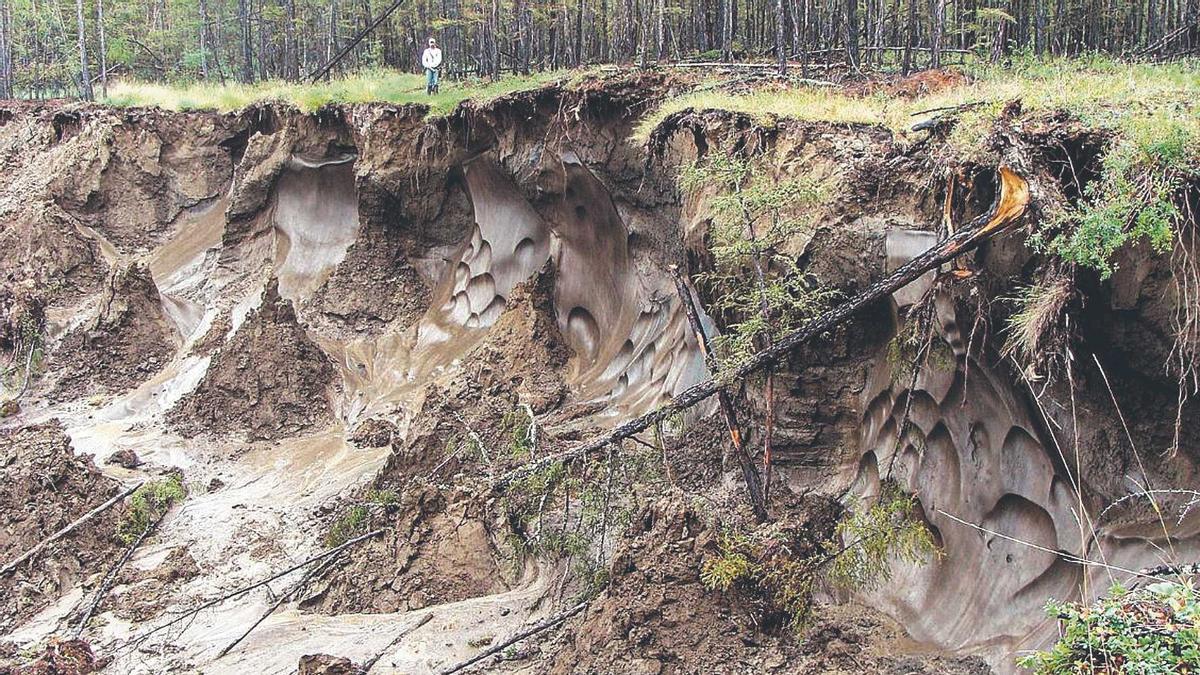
0 0 1196 100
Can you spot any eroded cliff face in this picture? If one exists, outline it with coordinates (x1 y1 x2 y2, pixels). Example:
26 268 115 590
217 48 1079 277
0 76 1195 674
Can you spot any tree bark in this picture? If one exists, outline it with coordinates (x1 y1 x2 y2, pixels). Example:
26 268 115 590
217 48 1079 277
75 0 93 100
239 0 254 82
776 0 788 72
670 266 769 522
0 0 12 99
95 0 107 97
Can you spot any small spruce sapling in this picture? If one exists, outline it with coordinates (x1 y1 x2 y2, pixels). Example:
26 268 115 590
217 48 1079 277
680 155 836 498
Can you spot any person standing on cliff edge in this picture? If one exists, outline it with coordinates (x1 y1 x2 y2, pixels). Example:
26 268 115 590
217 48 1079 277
422 38 443 95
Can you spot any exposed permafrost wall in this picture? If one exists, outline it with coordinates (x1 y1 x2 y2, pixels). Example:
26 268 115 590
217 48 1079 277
851 231 1200 673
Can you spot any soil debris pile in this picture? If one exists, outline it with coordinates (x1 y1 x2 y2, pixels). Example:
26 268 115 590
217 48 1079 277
51 262 177 398
168 278 335 440
0 421 123 631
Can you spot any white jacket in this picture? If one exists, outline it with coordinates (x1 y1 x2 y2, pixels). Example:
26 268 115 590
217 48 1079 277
422 47 443 69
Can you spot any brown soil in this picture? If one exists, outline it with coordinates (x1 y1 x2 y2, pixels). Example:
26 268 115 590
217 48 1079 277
536 496 989 675
347 417 399 448
107 546 201 622
301 484 510 614
0 639 104 675
168 278 335 441
297 653 362 675
303 270 573 614
303 217 431 337
51 262 177 399
0 420 124 631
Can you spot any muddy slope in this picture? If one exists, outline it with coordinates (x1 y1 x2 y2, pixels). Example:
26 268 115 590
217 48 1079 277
0 76 1195 675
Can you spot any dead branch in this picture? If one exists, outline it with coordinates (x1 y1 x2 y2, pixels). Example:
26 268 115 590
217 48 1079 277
215 549 341 659
494 167 1029 496
74 506 167 636
669 266 768 522
362 612 435 672
908 100 986 117
127 528 387 648
1138 562 1200 577
1 481 143 576
436 601 587 675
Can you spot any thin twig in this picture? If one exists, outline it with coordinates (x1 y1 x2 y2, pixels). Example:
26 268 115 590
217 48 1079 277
436 601 587 675
124 528 388 648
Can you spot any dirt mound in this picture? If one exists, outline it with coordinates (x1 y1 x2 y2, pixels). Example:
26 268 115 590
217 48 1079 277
51 262 176 398
301 484 510 615
304 218 431 337
540 497 989 674
297 653 361 675
0 638 104 674
302 269 572 614
0 421 124 631
168 278 335 441
453 265 572 414
108 546 200 622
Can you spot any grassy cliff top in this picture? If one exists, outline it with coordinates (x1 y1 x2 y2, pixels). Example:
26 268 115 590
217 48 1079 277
102 69 575 115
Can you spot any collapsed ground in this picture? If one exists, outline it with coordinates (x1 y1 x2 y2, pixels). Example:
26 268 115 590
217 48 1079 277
0 68 1197 674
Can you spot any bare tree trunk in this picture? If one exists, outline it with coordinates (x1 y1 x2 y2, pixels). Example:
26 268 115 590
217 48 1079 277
95 0 107 96
931 0 944 67
0 0 12 99
776 0 788 72
75 0 93 100
284 0 298 80
721 0 733 58
239 0 254 82
327 0 338 69
199 0 210 79
902 0 916 73
846 0 859 67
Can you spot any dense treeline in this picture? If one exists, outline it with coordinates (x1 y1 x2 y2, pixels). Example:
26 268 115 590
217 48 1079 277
0 0 1196 99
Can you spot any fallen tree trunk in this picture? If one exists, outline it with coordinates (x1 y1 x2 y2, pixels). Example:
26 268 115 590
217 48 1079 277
495 167 1029 493
1 480 143 576
670 266 768 521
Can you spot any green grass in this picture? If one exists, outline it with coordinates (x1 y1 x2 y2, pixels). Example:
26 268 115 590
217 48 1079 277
103 68 576 116
633 56 1200 153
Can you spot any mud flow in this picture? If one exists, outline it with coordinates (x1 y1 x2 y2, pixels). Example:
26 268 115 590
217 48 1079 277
0 79 1195 675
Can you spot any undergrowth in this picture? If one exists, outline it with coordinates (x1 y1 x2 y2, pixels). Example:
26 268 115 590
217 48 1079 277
502 435 661 602
1018 580 1200 673
117 477 186 544
324 505 371 548
1003 273 1074 379
680 155 837 370
700 483 938 632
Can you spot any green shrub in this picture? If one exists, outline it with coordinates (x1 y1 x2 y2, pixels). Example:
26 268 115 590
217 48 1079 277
1038 112 1198 278
700 484 937 632
1018 580 1200 674
117 477 186 544
324 505 370 548
681 156 837 370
